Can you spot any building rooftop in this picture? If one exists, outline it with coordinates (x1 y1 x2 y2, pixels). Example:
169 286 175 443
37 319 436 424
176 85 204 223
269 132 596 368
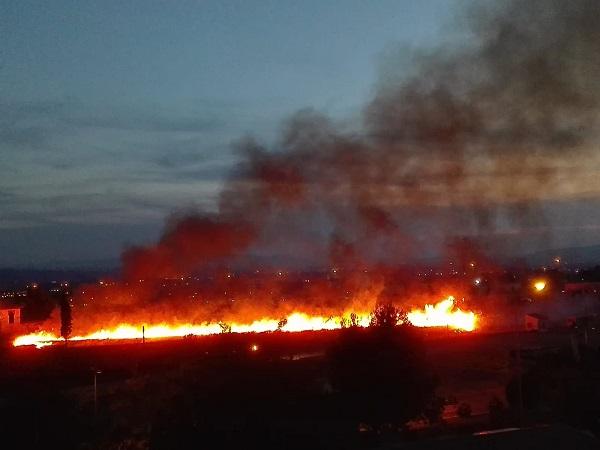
0 300 23 310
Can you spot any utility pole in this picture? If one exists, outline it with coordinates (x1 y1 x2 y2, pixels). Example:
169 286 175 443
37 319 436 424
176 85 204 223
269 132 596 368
93 369 102 417
511 289 524 427
515 316 523 426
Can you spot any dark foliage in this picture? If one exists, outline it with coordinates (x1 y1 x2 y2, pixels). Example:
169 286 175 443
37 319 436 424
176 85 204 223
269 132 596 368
506 347 600 433
457 402 472 418
369 303 407 328
20 285 54 322
488 395 510 427
0 385 91 449
327 325 437 428
59 294 72 340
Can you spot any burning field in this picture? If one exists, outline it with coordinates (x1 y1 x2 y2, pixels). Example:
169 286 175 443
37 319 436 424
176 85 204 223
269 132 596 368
11 0 599 356
14 295 477 349
5 1 600 448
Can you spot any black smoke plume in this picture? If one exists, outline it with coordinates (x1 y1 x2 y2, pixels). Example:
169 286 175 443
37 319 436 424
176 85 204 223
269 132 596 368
74 0 600 326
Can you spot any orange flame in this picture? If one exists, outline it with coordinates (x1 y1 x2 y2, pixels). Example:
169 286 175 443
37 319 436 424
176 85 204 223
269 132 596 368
13 297 477 349
407 296 476 331
13 312 371 349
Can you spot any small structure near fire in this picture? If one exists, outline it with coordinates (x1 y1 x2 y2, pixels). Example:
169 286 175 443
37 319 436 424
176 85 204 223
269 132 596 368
0 302 22 334
525 313 548 332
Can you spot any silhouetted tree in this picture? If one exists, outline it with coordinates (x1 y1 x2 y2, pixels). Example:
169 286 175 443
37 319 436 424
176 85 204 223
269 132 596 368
59 294 72 340
277 318 287 330
457 402 472 418
21 284 54 322
328 324 437 429
370 303 407 328
506 350 600 434
488 396 509 427
218 321 231 333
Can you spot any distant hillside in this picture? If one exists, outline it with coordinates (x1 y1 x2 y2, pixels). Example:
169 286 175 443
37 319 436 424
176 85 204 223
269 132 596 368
523 245 600 267
0 267 116 290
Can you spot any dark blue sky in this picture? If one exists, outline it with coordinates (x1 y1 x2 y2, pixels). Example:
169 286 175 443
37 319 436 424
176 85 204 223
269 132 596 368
1 0 454 267
2 1 599 268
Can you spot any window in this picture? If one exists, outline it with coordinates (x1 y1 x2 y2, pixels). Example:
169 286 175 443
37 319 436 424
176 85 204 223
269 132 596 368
8 310 15 324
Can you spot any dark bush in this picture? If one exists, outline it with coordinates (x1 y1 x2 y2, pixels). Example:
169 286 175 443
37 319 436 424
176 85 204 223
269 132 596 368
328 324 437 429
457 402 472 418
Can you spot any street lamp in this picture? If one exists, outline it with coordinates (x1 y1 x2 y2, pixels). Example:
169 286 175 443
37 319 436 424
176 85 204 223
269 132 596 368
533 280 546 292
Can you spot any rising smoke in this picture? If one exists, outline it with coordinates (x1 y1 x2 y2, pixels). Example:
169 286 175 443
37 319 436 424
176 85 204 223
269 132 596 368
73 0 600 328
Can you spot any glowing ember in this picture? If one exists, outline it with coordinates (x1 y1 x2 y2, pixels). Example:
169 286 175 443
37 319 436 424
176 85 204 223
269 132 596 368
13 298 477 349
407 296 476 331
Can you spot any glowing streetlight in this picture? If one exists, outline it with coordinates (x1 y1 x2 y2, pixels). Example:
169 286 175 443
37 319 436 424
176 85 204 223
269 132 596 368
533 280 546 292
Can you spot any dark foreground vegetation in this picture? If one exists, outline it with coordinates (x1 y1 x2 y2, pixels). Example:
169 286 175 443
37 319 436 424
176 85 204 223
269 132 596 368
2 323 600 449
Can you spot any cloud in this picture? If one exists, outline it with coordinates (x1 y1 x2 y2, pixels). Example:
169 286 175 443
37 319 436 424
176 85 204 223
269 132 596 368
0 97 253 237
0 97 232 152
65 107 224 133
0 100 67 149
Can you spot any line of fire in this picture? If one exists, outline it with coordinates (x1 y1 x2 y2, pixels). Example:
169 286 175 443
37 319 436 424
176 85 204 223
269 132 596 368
4 0 600 447
3 257 598 349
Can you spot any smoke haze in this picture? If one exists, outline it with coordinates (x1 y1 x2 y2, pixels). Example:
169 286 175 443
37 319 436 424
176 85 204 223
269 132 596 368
71 0 600 327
